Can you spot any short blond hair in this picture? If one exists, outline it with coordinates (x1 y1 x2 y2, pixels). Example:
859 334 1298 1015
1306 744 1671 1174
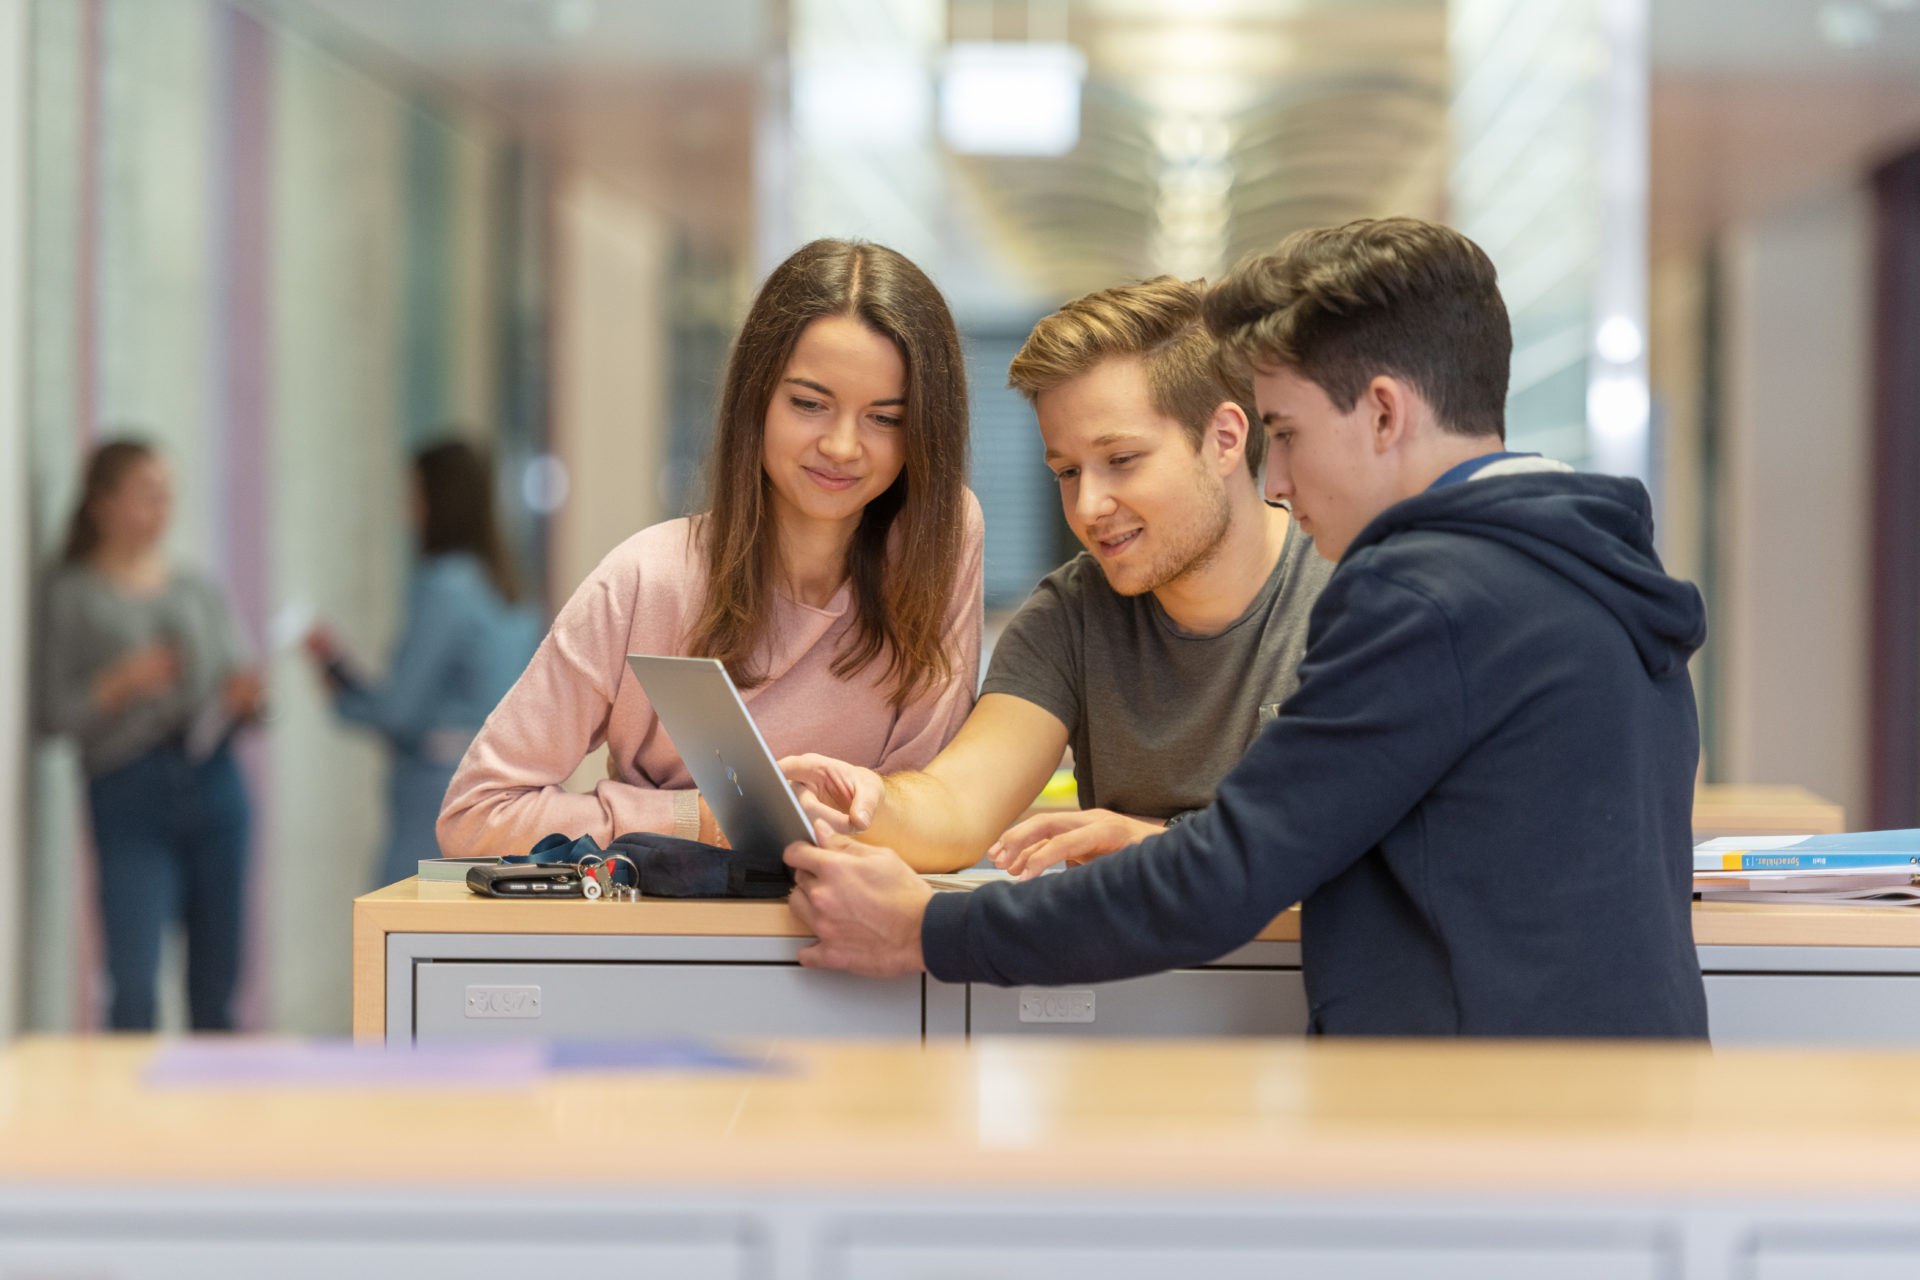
1008 276 1264 477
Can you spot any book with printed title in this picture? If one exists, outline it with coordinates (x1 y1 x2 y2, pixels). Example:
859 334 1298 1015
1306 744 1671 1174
1694 831 1920 873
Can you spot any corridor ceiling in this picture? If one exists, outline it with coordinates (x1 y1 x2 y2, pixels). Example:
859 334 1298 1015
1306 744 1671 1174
259 0 1447 302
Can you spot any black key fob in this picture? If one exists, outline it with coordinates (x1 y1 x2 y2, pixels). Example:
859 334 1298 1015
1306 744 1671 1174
467 863 587 898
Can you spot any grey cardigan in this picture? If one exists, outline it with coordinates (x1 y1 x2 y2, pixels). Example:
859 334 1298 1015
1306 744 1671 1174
38 565 247 776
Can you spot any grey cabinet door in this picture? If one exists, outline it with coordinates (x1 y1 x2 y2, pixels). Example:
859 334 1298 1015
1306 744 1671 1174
1754 1248 1920 1280
969 968 1308 1037
838 1242 1665 1280
412 960 922 1041
0 1240 742 1279
1704 974 1920 1046
836 1217 1668 1280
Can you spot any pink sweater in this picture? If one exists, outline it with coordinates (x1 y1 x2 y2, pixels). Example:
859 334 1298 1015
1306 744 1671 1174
437 495 984 858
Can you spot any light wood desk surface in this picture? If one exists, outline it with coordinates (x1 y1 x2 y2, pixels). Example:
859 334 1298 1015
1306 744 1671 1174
8 1035 1920 1196
1027 782 1847 836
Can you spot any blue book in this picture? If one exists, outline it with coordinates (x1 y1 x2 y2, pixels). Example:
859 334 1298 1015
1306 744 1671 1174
1695 830 1920 872
1699 851 1920 872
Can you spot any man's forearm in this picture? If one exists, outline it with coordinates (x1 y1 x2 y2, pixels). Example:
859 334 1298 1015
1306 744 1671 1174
864 769 1008 873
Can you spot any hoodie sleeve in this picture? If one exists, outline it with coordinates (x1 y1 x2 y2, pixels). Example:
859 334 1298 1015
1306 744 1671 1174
921 564 1472 986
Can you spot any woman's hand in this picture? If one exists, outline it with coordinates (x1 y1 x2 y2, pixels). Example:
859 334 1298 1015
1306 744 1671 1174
301 624 339 665
93 643 181 713
222 668 267 722
302 624 350 694
778 753 884 836
989 809 1166 881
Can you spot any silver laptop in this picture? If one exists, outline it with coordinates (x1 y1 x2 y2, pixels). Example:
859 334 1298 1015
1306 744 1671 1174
625 655 815 865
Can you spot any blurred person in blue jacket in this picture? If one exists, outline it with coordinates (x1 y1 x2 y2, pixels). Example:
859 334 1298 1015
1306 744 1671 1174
305 440 540 887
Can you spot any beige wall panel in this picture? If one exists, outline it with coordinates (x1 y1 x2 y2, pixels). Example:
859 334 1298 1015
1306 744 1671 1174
266 28 409 1034
24 0 90 1034
94 0 213 559
445 113 500 438
550 171 670 598
1650 254 1705 587
1719 182 1870 825
25 0 82 550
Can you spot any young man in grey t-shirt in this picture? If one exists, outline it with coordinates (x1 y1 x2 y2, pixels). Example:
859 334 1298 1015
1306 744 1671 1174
784 277 1333 874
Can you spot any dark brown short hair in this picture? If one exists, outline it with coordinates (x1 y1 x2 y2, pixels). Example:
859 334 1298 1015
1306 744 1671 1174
1203 218 1510 440
689 240 969 709
1007 276 1265 478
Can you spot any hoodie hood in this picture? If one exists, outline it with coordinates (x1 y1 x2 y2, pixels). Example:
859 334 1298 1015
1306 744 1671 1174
1345 471 1706 679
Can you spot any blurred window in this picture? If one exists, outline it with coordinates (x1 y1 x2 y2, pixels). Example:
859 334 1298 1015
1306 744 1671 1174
964 330 1068 610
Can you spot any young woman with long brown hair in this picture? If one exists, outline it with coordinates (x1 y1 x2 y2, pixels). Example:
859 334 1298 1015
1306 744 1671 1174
437 240 982 868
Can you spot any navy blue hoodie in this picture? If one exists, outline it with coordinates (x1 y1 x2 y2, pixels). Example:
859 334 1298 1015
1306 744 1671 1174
922 471 1711 1038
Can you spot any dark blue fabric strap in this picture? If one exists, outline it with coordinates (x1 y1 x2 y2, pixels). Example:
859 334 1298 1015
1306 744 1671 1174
506 830 789 898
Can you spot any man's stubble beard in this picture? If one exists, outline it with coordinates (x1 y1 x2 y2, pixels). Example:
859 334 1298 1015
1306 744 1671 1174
1109 466 1234 598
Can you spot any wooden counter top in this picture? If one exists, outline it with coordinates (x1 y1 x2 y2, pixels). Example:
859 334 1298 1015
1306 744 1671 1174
1027 782 1844 835
357 876 814 938
11 1035 1920 1196
357 877 1920 950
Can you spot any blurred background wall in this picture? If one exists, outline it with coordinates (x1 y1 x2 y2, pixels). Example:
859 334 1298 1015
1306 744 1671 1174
1 0 30 1039
20 0 550 1032
1648 2 1920 832
1 0 1918 1036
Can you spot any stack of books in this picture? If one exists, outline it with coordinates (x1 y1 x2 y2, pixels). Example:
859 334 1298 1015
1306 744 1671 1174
1694 831 1920 907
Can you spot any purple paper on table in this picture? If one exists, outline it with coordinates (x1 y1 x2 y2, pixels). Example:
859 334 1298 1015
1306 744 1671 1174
543 1038 785 1074
144 1040 544 1090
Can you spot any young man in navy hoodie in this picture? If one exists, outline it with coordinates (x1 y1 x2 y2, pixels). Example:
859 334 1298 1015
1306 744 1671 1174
784 217 1711 1038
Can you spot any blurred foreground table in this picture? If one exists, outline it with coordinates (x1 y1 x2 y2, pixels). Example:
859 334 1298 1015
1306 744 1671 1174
4 1034 1920 1277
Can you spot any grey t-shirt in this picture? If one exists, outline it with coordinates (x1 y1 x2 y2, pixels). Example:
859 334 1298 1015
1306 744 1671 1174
982 518 1335 819
38 565 247 776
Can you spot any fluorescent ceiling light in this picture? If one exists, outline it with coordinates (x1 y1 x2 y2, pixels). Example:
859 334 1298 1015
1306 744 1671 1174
1819 1 1881 46
1587 374 1650 443
549 0 596 39
940 41 1087 157
1594 315 1644 364
792 61 933 148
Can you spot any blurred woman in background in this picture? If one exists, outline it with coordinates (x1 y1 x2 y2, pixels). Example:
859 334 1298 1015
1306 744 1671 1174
304 440 539 888
437 239 982 863
40 438 263 1032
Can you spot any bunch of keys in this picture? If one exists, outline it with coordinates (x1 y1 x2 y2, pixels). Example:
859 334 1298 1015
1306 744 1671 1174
576 853 641 902
608 853 640 901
